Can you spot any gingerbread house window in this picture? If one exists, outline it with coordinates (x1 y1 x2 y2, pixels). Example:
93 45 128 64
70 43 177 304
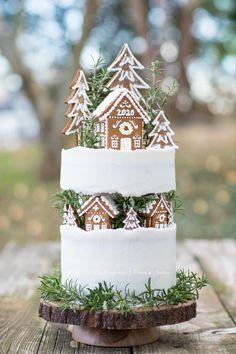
86 223 92 231
133 135 141 148
111 135 119 148
111 140 117 148
100 123 105 133
100 134 105 147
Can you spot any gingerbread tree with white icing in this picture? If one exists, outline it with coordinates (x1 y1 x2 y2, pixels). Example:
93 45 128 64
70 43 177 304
123 207 140 230
63 205 78 227
107 43 149 100
62 69 91 145
148 110 178 149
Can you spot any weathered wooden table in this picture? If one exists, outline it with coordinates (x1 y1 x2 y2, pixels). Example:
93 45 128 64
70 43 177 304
0 240 235 353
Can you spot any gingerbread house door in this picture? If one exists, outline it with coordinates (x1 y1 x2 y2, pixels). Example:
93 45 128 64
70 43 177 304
93 224 101 230
120 137 132 150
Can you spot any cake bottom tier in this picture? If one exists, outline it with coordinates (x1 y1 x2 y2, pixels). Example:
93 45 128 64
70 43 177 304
61 224 176 293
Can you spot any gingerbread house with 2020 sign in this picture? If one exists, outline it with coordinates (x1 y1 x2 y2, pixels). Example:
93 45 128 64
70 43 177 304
78 196 118 231
94 88 150 150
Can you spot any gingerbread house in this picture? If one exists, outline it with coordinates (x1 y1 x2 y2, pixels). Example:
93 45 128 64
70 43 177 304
78 196 118 231
93 88 150 150
141 195 172 229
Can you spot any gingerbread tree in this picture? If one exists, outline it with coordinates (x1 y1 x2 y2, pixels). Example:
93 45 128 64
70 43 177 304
63 205 78 227
148 111 178 149
62 69 91 145
107 43 149 100
123 207 140 230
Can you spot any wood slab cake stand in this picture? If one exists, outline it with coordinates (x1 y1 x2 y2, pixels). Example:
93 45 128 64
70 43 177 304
39 299 196 347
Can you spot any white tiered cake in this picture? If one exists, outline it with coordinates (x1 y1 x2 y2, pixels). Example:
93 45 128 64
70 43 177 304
60 43 178 294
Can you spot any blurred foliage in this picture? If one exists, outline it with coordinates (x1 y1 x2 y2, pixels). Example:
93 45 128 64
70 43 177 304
175 121 236 239
0 144 60 248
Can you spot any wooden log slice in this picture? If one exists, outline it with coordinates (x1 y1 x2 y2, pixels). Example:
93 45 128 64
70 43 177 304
39 299 196 330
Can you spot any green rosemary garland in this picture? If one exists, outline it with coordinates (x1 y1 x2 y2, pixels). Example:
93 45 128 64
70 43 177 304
39 269 207 312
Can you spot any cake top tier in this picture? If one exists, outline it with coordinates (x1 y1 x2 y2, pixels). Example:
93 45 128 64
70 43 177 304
61 43 178 152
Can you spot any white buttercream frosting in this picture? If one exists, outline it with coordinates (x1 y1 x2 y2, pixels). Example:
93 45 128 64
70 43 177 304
60 147 176 196
61 224 176 293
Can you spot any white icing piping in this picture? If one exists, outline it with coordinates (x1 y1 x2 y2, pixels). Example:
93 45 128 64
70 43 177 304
79 196 118 218
95 89 150 124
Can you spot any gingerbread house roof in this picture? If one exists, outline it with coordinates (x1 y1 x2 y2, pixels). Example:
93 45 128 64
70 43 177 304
93 88 150 123
141 195 171 217
78 195 119 218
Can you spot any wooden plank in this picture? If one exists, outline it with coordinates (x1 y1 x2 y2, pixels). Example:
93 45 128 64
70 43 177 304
133 241 236 354
0 241 59 353
177 242 235 331
133 327 236 354
184 239 236 323
0 241 60 298
52 326 77 354
36 322 62 354
76 344 131 353
0 300 74 354
0 299 46 354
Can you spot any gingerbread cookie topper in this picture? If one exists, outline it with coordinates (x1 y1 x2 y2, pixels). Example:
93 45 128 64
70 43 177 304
63 204 79 227
62 69 91 145
107 43 150 100
94 88 150 150
79 195 118 231
141 195 173 229
148 110 178 149
123 207 140 230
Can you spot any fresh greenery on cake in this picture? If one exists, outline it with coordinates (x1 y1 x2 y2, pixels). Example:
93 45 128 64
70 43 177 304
53 190 183 229
39 269 207 313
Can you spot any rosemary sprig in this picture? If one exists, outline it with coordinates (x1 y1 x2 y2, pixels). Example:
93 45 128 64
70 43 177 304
77 53 112 148
87 53 112 110
164 191 184 214
52 190 84 215
52 190 85 227
39 269 207 312
143 60 178 146
77 117 99 148
111 193 156 228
